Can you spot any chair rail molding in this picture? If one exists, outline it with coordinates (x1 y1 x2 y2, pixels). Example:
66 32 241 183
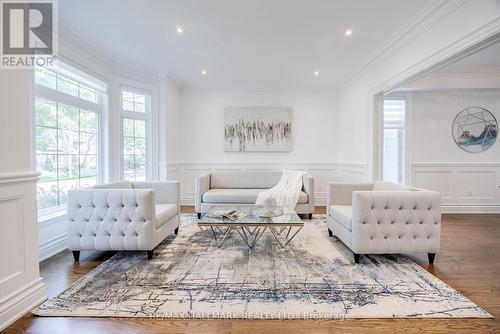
159 161 369 206
411 162 500 213
0 172 46 331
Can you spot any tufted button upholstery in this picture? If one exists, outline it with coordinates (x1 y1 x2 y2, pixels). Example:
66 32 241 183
67 181 181 253
327 182 441 256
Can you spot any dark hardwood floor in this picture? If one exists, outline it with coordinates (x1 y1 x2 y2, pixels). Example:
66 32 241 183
5 207 500 333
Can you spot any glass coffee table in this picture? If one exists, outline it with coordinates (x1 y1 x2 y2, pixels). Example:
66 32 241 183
197 205 304 249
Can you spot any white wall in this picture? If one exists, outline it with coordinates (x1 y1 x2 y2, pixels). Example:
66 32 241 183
408 90 500 212
179 89 337 161
164 89 339 204
337 0 500 179
0 71 47 330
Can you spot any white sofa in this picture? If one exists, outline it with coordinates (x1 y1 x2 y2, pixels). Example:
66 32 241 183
327 181 441 264
195 171 314 218
67 180 180 261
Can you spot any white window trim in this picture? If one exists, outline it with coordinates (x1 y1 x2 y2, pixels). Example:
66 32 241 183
117 78 158 181
32 64 108 222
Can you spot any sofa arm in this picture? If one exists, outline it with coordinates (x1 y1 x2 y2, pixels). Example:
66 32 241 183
350 190 441 254
132 181 180 205
302 173 314 206
327 182 373 208
67 189 156 250
195 174 211 213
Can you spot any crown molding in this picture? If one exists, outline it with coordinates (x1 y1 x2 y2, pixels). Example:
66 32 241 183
340 0 468 88
58 17 161 84
434 67 500 74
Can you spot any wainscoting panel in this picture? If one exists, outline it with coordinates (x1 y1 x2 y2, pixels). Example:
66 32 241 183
411 163 500 213
160 161 368 206
0 173 46 331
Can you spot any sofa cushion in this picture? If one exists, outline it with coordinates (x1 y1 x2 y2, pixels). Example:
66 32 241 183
203 189 309 204
329 205 352 231
155 204 177 228
372 181 414 191
210 171 282 189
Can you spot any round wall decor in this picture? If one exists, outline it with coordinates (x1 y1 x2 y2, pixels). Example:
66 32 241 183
452 106 497 153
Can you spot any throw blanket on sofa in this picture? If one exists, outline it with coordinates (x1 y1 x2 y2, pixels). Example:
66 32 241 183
255 170 306 211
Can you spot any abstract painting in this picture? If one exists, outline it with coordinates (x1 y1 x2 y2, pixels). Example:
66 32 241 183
224 107 292 152
452 106 497 153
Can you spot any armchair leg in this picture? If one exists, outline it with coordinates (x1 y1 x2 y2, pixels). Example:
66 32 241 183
328 229 333 237
353 253 361 264
174 227 179 234
308 213 313 219
72 251 80 262
197 213 202 219
428 253 436 264
147 250 154 260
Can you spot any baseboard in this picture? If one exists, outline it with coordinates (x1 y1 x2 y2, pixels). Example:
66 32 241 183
0 278 47 331
38 234 68 262
441 205 500 213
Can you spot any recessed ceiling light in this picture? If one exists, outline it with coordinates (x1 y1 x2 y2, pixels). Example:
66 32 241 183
345 29 352 37
176 27 183 34
201 70 207 75
314 71 320 76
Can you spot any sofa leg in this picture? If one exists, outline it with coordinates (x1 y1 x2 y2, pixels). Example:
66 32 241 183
174 227 179 234
428 253 436 264
308 213 313 219
72 251 80 262
197 212 202 219
147 250 154 260
353 253 360 264
328 229 333 237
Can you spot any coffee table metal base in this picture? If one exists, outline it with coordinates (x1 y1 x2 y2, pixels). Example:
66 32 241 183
207 225 302 249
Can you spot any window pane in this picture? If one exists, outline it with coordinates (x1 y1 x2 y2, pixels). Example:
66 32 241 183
123 155 135 175
135 137 145 155
58 130 79 154
79 176 97 188
79 86 97 103
58 155 79 180
134 94 145 105
122 91 133 100
80 132 97 154
123 100 134 111
35 69 56 89
80 110 97 134
80 155 97 177
123 119 134 137
123 136 135 155
35 97 57 127
58 179 79 205
134 120 145 137
36 126 57 154
57 76 79 97
36 154 57 182
37 182 59 209
58 104 79 131
134 102 145 113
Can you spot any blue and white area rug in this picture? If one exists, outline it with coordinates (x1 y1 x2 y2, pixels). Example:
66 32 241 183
33 214 491 319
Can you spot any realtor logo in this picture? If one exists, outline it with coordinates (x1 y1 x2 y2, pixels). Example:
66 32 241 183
1 0 57 68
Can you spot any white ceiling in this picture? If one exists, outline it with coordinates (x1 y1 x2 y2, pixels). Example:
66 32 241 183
60 0 431 89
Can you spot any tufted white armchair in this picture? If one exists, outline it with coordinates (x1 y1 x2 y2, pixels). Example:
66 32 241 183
67 180 180 261
327 181 441 264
